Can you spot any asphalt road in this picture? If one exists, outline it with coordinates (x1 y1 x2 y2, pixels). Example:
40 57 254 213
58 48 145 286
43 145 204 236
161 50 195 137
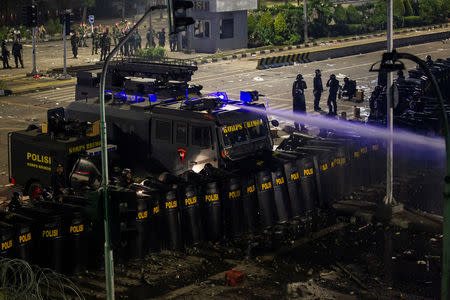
0 40 448 190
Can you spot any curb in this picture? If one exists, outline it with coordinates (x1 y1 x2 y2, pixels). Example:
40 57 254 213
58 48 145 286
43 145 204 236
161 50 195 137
256 30 450 70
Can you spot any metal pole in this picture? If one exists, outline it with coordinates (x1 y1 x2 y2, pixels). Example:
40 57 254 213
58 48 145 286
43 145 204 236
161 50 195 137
384 0 394 205
63 20 67 76
99 5 165 300
31 0 37 75
303 0 308 42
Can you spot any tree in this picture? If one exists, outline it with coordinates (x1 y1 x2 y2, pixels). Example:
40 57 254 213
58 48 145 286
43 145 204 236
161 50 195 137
333 4 347 25
256 11 275 45
308 0 333 37
403 0 413 16
393 0 406 18
367 0 387 30
82 0 95 23
274 12 288 39
419 0 443 24
346 4 361 24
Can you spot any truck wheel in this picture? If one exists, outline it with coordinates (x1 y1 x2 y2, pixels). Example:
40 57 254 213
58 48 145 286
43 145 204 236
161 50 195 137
28 182 43 200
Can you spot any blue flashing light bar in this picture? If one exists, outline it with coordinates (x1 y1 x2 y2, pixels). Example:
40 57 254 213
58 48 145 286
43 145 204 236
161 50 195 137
208 92 228 100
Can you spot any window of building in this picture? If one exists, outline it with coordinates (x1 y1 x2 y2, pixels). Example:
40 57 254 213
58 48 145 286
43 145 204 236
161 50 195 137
194 20 210 39
155 120 171 142
220 18 234 39
175 122 187 145
192 126 211 148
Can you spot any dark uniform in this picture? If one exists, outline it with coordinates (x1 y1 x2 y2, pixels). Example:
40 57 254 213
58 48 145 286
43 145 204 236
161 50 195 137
120 168 133 188
1 41 11 69
12 40 23 68
169 34 177 52
70 32 79 58
6 192 22 212
313 69 323 111
341 77 357 100
326 74 340 115
100 32 111 61
158 28 166 48
146 28 155 48
92 28 99 55
52 164 67 201
292 74 307 130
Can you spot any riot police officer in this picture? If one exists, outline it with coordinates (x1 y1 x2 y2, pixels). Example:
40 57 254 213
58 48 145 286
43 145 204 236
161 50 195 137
1 40 11 69
313 69 323 111
52 163 67 201
120 168 133 188
292 74 307 131
70 31 79 59
6 192 22 212
158 28 166 48
326 74 340 115
12 39 23 68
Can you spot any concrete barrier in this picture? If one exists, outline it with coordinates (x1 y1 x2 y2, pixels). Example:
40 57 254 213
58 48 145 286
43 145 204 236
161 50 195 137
256 31 450 70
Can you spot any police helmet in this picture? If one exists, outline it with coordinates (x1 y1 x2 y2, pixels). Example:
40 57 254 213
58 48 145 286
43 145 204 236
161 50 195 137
426 55 432 61
344 77 349 82
315 69 321 75
12 192 23 202
296 74 303 81
122 168 131 177
330 74 336 79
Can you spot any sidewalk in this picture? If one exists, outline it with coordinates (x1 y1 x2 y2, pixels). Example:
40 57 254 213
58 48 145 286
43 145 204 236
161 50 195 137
0 74 76 95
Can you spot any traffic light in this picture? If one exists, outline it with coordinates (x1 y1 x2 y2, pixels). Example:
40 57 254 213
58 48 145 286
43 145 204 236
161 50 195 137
59 12 72 36
167 0 195 34
22 5 37 27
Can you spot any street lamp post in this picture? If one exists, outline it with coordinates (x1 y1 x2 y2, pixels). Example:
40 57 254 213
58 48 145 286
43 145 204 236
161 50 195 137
98 5 166 300
31 0 37 75
385 0 394 205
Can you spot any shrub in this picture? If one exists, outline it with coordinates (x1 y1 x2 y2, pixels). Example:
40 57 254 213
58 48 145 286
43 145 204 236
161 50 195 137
136 47 167 60
46 19 62 36
0 26 8 41
403 15 424 27
289 33 302 45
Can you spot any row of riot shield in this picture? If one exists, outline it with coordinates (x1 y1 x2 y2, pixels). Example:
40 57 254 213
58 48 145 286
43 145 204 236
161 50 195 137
0 202 86 274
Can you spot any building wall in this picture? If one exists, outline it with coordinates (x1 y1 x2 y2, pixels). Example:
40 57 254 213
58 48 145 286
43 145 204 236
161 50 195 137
210 0 257 13
188 1 250 53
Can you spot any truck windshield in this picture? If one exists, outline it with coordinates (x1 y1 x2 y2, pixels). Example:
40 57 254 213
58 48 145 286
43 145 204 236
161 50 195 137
221 119 267 146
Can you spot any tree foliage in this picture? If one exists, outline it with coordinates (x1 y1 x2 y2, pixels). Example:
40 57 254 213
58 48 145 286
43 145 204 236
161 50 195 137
346 5 361 24
403 0 414 16
274 12 288 39
333 4 347 25
256 11 275 45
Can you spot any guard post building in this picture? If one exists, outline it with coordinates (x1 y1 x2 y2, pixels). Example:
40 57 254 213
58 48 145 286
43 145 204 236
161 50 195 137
187 0 257 53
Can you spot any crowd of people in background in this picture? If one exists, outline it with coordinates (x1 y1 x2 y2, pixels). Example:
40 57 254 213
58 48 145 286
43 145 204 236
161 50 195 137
68 20 171 60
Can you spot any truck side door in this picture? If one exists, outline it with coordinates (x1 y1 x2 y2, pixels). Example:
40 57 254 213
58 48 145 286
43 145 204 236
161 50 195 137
186 123 218 173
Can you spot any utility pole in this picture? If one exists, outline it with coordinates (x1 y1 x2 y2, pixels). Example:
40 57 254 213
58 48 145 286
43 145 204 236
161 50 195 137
31 0 37 75
99 5 166 299
303 0 308 42
384 0 394 205
122 0 125 22
63 14 67 76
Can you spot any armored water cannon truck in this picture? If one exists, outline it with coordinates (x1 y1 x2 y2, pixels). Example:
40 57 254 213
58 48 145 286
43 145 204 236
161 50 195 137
66 91 274 176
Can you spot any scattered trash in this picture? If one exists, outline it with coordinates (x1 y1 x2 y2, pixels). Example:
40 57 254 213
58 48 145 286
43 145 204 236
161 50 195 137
336 73 347 79
327 64 335 67
253 76 264 82
370 79 378 84
32 75 41 79
225 270 244 286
